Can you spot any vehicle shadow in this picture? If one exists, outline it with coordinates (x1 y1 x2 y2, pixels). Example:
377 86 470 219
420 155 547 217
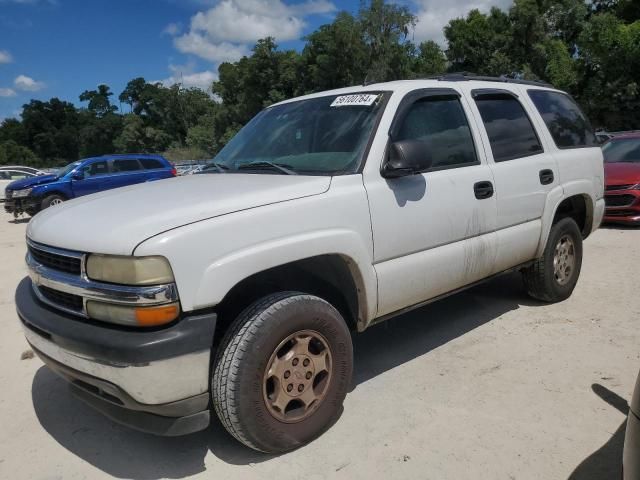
567 384 628 480
31 272 540 478
8 217 29 224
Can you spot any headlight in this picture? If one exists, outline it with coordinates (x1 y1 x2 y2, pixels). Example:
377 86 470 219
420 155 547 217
86 301 180 327
12 188 32 198
86 254 174 285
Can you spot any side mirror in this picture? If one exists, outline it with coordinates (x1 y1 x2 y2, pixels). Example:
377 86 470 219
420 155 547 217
381 140 433 178
71 171 84 181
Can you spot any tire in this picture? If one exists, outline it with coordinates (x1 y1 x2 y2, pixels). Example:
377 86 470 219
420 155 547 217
41 194 65 210
25 207 38 216
212 292 353 453
522 217 583 302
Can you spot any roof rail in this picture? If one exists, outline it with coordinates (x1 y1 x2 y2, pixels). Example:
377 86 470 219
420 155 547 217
427 72 553 88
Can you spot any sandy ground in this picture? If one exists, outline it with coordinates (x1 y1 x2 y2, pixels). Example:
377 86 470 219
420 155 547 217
0 210 638 480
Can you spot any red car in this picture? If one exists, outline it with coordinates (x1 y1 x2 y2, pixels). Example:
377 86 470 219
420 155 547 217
603 134 640 225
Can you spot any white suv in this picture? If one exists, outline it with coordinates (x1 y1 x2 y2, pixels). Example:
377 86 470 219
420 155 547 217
17 76 605 453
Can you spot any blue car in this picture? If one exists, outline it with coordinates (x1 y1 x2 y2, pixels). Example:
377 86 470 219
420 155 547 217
4 154 176 217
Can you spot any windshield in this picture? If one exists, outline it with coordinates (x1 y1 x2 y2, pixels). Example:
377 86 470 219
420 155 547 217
56 161 81 178
603 138 640 163
207 92 386 175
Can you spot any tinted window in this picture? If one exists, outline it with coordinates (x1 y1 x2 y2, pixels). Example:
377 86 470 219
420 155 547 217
395 96 477 169
112 159 141 172
528 90 597 148
81 161 109 178
140 158 163 169
475 94 543 162
602 138 640 163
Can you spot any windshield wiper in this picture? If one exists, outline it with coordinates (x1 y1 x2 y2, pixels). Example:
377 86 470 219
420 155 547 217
238 161 298 175
199 162 230 173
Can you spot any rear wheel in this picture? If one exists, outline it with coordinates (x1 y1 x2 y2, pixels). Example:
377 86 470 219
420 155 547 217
41 194 65 210
522 217 583 302
212 292 353 453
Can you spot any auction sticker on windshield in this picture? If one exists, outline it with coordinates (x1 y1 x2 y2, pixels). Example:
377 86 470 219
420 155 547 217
330 94 379 107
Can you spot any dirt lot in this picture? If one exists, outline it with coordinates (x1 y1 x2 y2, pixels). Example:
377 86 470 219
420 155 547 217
0 211 638 480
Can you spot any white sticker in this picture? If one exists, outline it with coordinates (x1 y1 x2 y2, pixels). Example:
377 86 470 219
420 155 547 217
330 94 379 107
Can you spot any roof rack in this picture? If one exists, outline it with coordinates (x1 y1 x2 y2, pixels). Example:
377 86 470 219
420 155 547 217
427 72 552 88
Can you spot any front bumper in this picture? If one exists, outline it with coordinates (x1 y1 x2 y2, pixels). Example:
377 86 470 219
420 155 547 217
604 189 640 224
4 196 39 215
16 277 217 436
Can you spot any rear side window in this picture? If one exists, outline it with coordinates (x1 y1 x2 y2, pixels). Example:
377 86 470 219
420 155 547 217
140 158 164 169
112 159 141 172
528 90 597 149
395 96 478 170
474 94 543 162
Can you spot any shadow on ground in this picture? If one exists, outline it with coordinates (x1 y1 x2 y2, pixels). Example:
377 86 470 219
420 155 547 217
31 272 542 478
568 384 628 480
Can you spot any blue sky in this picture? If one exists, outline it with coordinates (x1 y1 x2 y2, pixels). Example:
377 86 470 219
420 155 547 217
0 0 511 120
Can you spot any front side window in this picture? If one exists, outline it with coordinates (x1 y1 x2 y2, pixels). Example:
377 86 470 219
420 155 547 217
528 90 597 149
394 96 478 170
208 92 387 175
602 137 640 163
81 161 109 178
475 94 543 162
112 159 141 172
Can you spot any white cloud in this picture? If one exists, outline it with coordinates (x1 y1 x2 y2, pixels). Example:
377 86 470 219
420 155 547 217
0 50 12 64
155 63 218 92
174 0 336 63
163 22 182 36
14 74 45 91
412 0 513 45
174 33 249 63
0 87 16 97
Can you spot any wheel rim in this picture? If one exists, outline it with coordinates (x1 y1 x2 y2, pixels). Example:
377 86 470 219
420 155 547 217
263 329 332 423
553 234 575 286
50 198 63 206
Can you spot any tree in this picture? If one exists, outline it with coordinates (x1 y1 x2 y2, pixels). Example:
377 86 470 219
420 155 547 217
413 41 447 77
359 0 416 82
302 12 368 91
0 140 38 167
79 84 118 117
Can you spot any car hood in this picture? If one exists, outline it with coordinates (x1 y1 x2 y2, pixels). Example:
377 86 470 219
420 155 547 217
7 174 58 190
27 174 332 255
604 162 640 186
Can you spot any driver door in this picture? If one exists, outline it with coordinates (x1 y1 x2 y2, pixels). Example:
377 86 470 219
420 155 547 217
71 160 110 197
363 89 498 317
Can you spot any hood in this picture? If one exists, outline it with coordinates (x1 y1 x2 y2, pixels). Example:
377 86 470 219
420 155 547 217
27 173 331 255
7 174 58 190
604 162 640 186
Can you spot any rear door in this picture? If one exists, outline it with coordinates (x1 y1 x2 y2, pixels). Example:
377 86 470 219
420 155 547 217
110 158 147 188
466 88 559 271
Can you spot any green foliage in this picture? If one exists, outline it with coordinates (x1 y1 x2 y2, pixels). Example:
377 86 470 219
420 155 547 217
1 0 639 168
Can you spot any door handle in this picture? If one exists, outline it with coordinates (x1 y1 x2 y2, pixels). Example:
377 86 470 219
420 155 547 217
474 181 494 200
539 169 554 185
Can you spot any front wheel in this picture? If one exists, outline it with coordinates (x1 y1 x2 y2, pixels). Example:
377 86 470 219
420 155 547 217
522 217 583 302
212 292 353 453
41 194 65 210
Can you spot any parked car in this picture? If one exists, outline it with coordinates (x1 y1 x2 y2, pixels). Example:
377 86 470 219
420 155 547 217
0 166 46 202
624 370 640 479
602 134 640 225
4 154 176 217
16 76 604 453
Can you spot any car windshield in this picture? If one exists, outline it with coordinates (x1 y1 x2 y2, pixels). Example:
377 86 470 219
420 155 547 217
206 92 386 175
602 138 640 163
56 161 81 178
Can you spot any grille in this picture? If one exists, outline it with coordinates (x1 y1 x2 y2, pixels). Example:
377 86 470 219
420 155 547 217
606 184 633 191
606 210 635 217
605 195 635 207
38 285 84 312
28 244 81 275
